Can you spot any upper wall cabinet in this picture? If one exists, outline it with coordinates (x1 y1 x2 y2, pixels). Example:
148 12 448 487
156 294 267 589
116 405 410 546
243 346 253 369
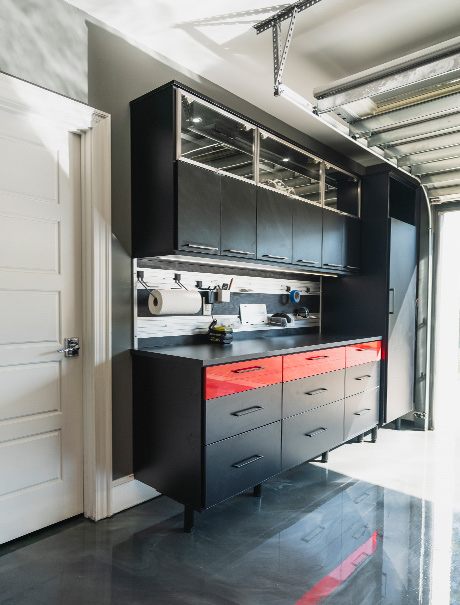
130 81 361 273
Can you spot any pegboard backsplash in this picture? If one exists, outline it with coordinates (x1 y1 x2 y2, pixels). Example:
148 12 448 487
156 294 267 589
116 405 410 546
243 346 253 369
135 266 321 347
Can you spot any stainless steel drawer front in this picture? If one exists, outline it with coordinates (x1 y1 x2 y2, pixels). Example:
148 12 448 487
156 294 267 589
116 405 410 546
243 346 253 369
345 361 380 398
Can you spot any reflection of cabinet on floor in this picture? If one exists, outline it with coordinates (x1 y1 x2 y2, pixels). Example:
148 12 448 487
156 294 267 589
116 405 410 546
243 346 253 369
132 336 381 532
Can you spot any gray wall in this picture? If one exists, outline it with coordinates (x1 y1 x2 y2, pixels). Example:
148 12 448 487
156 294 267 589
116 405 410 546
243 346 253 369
1 0 363 479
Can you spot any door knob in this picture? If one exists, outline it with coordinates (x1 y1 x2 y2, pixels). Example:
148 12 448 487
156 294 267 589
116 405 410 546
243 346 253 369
57 337 80 357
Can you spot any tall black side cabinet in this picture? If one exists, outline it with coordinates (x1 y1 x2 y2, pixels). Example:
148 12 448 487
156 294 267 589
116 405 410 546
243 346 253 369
321 168 420 426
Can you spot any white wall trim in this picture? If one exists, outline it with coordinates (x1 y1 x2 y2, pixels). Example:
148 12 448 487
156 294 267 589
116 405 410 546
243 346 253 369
111 477 160 516
81 117 113 521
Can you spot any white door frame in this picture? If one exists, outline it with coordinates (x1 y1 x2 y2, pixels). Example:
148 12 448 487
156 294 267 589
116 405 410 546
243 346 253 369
0 72 112 522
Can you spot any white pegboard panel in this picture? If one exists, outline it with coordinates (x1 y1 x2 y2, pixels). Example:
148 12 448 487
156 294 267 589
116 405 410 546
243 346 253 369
136 267 320 295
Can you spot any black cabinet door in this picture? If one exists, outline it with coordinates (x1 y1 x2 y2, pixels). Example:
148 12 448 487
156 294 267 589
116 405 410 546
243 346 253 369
292 199 322 269
256 187 293 263
322 210 344 270
177 160 221 254
221 175 257 260
343 215 361 272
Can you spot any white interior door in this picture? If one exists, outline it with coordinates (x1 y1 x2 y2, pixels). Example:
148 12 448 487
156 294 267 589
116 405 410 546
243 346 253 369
0 96 84 544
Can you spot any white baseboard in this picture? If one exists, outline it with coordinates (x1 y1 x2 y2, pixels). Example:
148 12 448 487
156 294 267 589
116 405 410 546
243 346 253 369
111 476 160 515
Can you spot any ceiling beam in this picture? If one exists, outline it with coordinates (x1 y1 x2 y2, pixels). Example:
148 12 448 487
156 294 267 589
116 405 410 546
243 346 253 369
349 92 460 136
425 184 460 198
383 131 460 159
397 143 460 167
316 54 460 113
409 157 460 175
366 112 460 146
421 170 460 186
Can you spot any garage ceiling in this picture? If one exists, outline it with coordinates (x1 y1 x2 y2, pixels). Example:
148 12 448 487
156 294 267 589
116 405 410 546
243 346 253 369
65 0 460 197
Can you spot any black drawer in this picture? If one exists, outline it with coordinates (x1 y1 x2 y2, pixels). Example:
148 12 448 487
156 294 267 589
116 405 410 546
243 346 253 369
204 384 282 444
204 422 281 508
345 362 380 398
344 388 379 441
282 369 345 418
282 399 344 471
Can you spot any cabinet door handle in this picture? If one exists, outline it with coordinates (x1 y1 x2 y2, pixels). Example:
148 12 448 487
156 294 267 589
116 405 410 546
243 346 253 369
305 428 327 438
263 254 288 260
323 263 342 268
233 366 265 373
354 408 371 416
355 375 371 381
232 406 264 417
344 265 359 270
185 243 218 251
225 249 254 255
389 288 395 314
233 454 264 468
305 388 328 396
297 260 319 265
305 355 329 360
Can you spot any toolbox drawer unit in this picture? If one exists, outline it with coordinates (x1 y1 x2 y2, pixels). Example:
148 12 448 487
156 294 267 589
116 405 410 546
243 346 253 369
133 336 381 531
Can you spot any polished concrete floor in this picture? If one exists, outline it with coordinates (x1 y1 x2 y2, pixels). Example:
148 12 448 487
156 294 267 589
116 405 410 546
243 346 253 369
1 421 460 604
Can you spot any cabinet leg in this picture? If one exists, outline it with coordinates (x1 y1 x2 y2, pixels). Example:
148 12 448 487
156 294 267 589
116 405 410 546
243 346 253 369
394 418 401 431
357 433 364 443
321 451 329 463
371 426 378 443
253 483 262 498
184 505 195 533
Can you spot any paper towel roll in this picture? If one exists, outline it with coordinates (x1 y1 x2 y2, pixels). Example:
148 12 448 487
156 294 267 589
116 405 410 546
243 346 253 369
148 289 202 315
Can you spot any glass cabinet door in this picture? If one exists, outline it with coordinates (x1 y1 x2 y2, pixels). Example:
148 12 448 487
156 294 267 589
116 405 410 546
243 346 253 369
258 133 321 204
180 94 255 180
324 165 360 216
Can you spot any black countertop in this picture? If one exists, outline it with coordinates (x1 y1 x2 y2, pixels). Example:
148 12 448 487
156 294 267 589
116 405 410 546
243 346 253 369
132 334 382 366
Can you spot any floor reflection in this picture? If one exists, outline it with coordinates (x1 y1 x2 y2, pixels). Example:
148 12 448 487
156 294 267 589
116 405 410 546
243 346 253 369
1 427 459 604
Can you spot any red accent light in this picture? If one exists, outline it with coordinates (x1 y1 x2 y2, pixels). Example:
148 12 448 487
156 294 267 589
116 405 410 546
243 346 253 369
204 356 282 399
283 347 346 382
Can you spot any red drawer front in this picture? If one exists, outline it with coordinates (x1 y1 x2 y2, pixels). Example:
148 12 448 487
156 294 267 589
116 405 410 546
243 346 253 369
346 341 381 367
204 356 283 400
283 347 346 382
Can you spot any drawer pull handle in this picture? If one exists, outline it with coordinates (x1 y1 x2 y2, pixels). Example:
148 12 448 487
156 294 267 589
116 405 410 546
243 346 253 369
305 355 329 360
344 265 359 270
354 408 371 416
355 375 372 381
233 454 264 468
232 406 264 417
233 366 265 374
184 243 218 251
297 260 319 265
263 254 288 260
305 388 328 396
225 249 254 255
324 263 342 268
305 428 327 438
355 347 371 351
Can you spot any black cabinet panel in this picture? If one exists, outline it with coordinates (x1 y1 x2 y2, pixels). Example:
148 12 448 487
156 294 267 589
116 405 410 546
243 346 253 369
292 199 323 268
282 369 345 417
344 388 379 440
345 362 380 398
221 175 257 259
177 160 221 254
256 187 293 263
205 384 281 444
322 210 344 270
205 421 281 507
343 215 360 272
282 399 344 471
